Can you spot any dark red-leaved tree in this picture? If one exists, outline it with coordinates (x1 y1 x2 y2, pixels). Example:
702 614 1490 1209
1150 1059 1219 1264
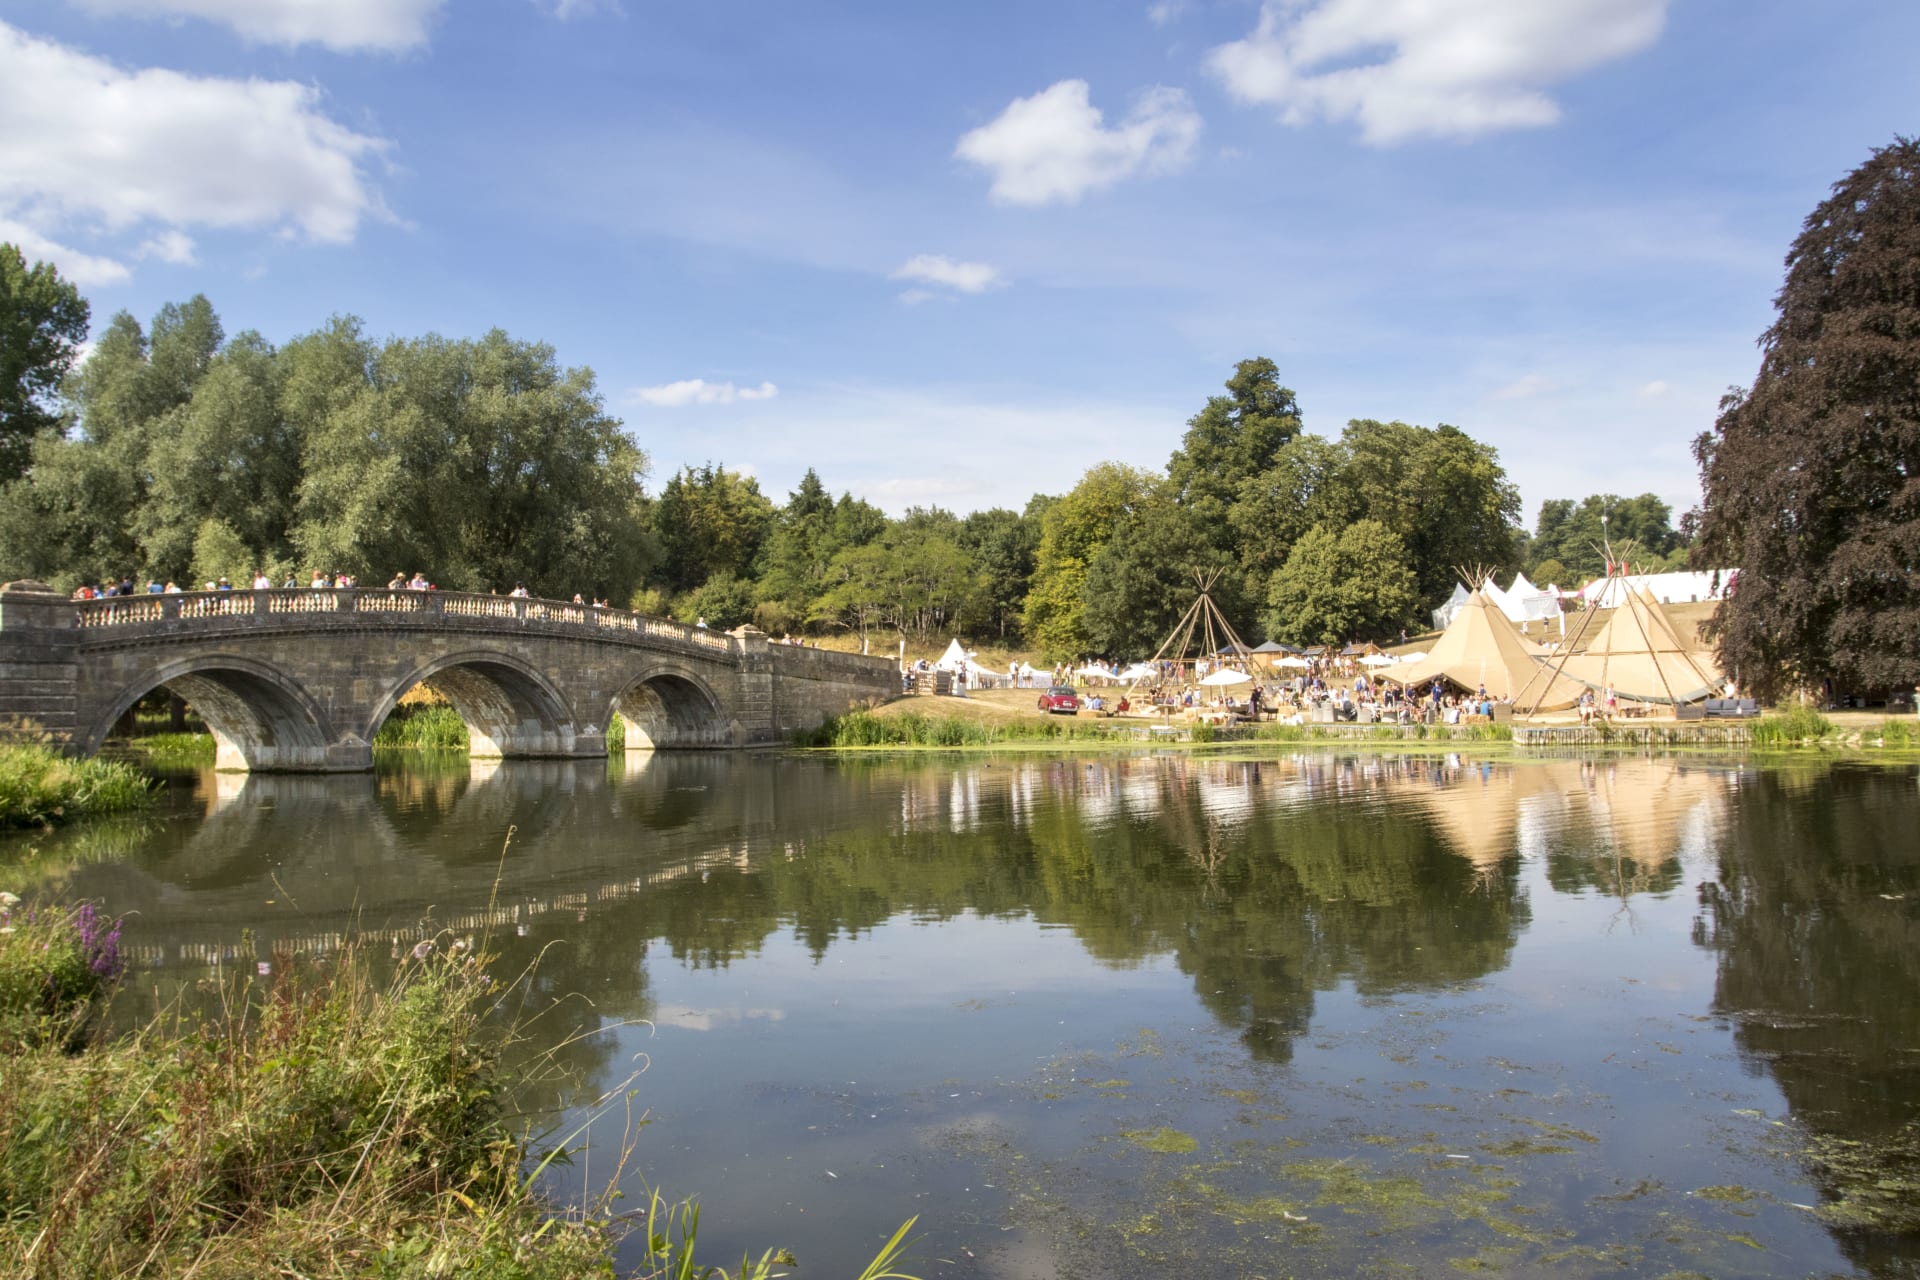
1692 137 1920 701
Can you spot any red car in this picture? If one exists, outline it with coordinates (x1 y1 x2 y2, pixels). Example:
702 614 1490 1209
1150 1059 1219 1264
1037 685 1081 715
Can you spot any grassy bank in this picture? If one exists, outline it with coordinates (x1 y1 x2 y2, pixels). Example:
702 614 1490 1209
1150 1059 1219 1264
0 899 914 1279
0 743 151 828
798 709 1516 749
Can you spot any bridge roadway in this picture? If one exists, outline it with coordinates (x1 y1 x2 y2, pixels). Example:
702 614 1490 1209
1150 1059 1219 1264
0 579 896 771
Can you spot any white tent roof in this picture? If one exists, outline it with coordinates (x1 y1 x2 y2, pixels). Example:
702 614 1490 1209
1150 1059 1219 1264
1432 582 1472 631
1582 570 1733 608
933 638 969 670
1492 572 1561 624
1199 668 1251 685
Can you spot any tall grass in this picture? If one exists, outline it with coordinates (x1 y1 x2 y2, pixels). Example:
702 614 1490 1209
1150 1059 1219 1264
1880 718 1916 749
1751 706 1836 746
0 934 622 1277
0 743 151 828
0 903 924 1279
376 702 472 750
128 731 216 764
801 710 1132 747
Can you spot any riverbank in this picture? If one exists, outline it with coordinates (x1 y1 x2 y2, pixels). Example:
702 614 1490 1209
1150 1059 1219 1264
801 693 1920 756
0 903 917 1279
0 743 150 828
0 906 618 1277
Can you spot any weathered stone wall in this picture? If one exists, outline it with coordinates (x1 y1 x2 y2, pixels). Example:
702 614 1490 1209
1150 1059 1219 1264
765 643 897 738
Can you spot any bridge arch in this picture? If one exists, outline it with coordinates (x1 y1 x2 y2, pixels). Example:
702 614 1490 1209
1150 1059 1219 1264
85 654 338 772
371 650 585 759
605 661 735 750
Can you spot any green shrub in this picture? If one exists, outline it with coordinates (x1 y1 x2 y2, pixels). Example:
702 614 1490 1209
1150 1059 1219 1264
375 703 471 750
0 744 151 828
1878 718 1914 749
1751 705 1836 746
1189 721 1216 744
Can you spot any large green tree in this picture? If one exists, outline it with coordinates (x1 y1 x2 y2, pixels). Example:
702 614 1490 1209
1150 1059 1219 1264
0 244 90 481
1167 357 1303 518
0 298 227 585
1263 520 1419 647
1232 419 1520 616
296 329 652 598
1692 137 1920 698
1021 463 1155 657
1529 493 1683 581
956 500 1046 643
651 463 774 596
1081 491 1242 658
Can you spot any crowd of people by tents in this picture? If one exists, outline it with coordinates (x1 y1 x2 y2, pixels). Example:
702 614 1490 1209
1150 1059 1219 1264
924 568 1734 725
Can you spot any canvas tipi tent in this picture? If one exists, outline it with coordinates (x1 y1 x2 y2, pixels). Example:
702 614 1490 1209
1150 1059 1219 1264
1532 587 1724 706
1393 591 1582 708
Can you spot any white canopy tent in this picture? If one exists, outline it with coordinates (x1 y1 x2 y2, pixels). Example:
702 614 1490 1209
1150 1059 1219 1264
933 638 1007 686
1492 571 1562 625
1431 582 1472 631
1199 668 1251 686
1582 570 1732 608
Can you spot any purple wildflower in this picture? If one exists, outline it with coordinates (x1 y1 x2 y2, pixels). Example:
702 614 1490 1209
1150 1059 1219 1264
73 903 125 983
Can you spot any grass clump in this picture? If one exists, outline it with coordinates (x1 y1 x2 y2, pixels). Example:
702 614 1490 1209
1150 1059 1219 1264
128 732 216 763
1877 718 1915 749
0 743 150 828
0 931 622 1279
376 703 472 750
1750 706 1836 747
0 896 124 1047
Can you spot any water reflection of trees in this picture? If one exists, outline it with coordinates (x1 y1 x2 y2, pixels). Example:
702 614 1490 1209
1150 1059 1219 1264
1695 763 1920 1277
29 751 1760 1080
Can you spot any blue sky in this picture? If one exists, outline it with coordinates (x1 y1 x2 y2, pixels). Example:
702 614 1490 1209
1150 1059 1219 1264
3 1 1915 527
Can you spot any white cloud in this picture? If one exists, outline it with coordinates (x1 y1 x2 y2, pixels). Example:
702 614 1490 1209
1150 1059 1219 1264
0 21 391 279
0 215 130 285
892 253 1004 295
629 379 779 407
536 0 620 18
1147 0 1187 26
1637 379 1671 399
67 0 444 52
135 229 198 265
1208 0 1669 144
896 288 936 306
955 79 1201 206
1490 373 1552 401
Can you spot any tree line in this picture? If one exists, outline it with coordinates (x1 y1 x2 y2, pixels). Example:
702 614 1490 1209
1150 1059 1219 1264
3 255 1685 657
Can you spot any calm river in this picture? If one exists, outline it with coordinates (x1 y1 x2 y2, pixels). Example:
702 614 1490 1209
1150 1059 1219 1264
7 750 1920 1278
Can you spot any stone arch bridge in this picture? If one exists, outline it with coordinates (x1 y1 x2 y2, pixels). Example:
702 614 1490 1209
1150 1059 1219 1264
0 581 895 771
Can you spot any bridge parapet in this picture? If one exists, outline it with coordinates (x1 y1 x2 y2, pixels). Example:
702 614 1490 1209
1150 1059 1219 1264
67 588 738 657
